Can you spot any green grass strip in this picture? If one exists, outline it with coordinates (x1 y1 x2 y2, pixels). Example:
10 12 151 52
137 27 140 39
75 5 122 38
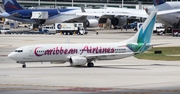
134 47 180 61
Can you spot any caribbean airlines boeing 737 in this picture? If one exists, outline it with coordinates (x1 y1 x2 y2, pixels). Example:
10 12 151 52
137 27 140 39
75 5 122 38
8 12 157 68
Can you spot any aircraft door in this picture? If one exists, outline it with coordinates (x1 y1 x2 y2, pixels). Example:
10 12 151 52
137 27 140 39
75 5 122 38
29 48 33 57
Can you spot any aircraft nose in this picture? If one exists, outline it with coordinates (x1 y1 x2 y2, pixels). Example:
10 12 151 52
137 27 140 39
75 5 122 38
8 52 16 60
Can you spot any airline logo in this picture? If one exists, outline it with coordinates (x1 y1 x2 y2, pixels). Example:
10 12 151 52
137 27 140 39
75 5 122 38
34 46 115 57
57 24 62 29
38 13 42 18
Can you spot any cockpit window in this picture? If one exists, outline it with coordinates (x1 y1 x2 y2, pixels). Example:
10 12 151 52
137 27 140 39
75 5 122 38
15 50 23 53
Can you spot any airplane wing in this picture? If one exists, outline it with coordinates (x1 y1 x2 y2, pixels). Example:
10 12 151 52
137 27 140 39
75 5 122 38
85 52 135 59
65 52 135 61
62 7 87 22
62 15 87 22
157 9 180 15
76 12 148 18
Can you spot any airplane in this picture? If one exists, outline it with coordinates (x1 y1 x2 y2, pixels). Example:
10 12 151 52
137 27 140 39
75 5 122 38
8 12 157 68
0 0 148 28
0 0 98 27
77 7 148 28
145 0 180 28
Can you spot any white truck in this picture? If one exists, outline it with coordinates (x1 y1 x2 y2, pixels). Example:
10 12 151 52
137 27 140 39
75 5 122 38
137 22 164 33
0 27 11 34
55 23 88 35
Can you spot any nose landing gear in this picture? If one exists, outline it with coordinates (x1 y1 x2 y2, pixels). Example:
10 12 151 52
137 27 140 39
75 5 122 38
17 62 26 68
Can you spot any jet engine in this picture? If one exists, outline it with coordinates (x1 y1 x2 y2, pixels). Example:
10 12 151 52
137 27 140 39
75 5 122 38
111 16 127 26
86 19 98 27
69 56 87 66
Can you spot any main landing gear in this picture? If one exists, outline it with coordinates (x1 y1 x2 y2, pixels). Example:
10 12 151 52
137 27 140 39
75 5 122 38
87 62 94 67
22 64 26 68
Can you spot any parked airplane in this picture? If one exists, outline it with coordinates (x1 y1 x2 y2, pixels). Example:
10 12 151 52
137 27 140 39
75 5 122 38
78 7 148 28
0 0 97 27
146 0 180 28
0 0 148 28
8 12 157 68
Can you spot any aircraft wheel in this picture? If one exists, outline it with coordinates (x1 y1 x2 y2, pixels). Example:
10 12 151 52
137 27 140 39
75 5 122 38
67 32 70 35
87 63 94 67
22 64 26 68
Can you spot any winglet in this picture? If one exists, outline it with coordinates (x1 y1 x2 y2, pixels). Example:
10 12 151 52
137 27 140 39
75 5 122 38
65 37 70 44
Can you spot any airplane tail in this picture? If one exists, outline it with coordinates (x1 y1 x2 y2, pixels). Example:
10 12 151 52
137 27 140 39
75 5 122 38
124 12 157 53
2 0 24 13
153 0 165 6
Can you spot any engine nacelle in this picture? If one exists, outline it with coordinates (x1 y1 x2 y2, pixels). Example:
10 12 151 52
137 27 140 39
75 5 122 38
111 16 127 26
69 56 87 66
86 19 98 27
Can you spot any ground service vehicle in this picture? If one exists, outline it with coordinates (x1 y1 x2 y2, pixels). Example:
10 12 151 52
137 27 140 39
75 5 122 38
0 27 11 34
55 23 87 35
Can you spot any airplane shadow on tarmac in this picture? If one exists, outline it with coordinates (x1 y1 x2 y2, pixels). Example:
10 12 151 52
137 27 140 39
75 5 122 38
24 63 179 70
25 64 147 70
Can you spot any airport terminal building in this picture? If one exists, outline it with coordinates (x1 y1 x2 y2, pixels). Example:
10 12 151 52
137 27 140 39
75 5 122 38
1 0 180 8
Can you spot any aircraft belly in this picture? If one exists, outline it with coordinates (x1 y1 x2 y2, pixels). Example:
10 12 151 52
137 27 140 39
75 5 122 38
98 54 133 60
157 14 179 27
27 55 67 62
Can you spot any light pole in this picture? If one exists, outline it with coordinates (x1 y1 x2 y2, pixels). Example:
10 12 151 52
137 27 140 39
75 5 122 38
55 0 56 7
38 0 40 6
72 0 73 7
122 0 123 8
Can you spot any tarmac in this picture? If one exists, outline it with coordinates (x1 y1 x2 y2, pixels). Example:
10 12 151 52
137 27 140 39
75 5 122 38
0 29 180 94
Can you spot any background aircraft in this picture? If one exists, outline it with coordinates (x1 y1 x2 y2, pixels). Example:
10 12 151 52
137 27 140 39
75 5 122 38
0 0 98 27
8 12 156 68
0 0 148 28
77 7 148 28
146 0 180 28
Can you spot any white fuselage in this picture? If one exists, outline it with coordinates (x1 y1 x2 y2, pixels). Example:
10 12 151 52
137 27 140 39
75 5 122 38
8 43 133 63
147 2 180 27
2 7 147 25
46 8 147 24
